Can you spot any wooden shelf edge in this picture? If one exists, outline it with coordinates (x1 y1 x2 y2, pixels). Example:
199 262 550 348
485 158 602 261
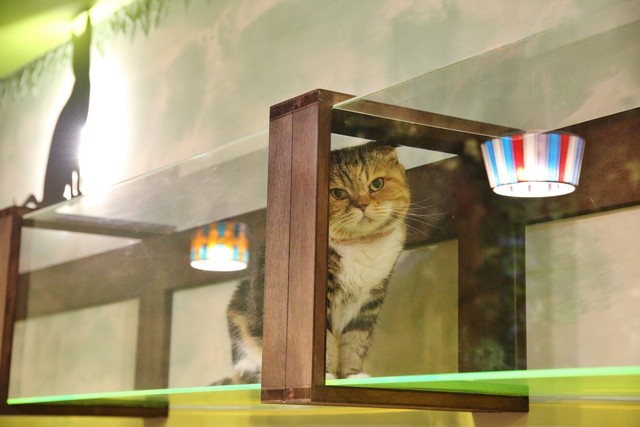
262 385 528 413
0 402 168 418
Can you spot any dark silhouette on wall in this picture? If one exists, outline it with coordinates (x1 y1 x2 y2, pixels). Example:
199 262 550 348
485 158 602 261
24 16 91 209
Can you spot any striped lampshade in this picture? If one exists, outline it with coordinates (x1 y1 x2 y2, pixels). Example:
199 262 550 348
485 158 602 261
481 132 585 197
190 221 249 272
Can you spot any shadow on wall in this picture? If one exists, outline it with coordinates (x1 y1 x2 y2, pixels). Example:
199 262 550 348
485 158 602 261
23 16 92 209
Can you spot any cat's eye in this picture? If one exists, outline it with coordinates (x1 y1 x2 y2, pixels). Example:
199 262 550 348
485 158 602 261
330 188 348 200
369 177 384 192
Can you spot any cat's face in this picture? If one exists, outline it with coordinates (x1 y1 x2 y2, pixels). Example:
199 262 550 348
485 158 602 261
329 143 410 241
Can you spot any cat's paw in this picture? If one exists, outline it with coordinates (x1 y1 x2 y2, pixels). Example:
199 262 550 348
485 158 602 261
325 372 336 380
346 372 370 379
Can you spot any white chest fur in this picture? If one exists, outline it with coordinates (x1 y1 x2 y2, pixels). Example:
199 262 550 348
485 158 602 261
329 226 405 333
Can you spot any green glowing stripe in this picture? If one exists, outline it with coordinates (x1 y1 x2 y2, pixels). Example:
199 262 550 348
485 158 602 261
7 367 640 406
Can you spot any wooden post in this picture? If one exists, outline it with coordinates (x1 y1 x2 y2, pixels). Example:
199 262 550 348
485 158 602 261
262 89 350 403
0 207 24 407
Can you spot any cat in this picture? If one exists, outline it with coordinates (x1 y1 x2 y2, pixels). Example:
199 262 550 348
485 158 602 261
23 16 91 209
220 142 410 384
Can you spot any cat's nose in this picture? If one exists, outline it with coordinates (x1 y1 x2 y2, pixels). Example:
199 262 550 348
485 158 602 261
354 201 369 211
352 195 369 211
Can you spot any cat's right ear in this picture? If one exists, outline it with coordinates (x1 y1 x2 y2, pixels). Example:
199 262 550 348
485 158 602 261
377 145 399 164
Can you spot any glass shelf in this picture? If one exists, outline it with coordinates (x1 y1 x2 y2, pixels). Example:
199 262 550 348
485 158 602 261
330 367 640 401
7 384 261 408
7 366 638 410
22 130 269 238
6 384 400 415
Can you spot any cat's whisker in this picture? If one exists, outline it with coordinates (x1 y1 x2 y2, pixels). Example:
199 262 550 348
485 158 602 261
407 209 449 220
409 208 445 215
380 213 433 238
407 220 444 231
407 198 449 221
376 200 445 239
395 211 445 231
409 196 449 209
329 218 356 239
403 214 449 227
396 218 429 237
405 225 431 238
404 210 449 219
404 206 449 224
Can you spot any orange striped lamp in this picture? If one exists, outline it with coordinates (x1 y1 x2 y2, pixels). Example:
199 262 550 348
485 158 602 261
481 132 585 197
190 221 249 272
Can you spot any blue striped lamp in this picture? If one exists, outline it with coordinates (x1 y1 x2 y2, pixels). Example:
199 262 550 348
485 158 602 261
190 221 249 271
481 132 585 197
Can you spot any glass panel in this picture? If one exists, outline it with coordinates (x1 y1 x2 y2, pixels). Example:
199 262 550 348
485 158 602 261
327 13 640 401
526 206 640 369
326 126 640 399
335 12 640 132
10 132 268 404
326 132 521 394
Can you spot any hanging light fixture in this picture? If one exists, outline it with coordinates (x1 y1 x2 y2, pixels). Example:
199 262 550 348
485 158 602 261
481 131 585 197
190 221 249 272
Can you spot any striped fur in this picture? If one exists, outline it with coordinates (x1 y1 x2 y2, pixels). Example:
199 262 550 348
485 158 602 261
218 142 409 384
325 142 409 378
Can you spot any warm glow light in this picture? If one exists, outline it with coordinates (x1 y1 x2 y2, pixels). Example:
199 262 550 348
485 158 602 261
481 132 585 198
190 222 249 272
78 54 129 195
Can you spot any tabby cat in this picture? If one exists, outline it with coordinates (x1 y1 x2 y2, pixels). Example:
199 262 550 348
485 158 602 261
222 142 410 384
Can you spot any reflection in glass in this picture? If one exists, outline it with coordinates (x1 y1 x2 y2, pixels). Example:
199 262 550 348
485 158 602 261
190 221 250 272
11 141 267 400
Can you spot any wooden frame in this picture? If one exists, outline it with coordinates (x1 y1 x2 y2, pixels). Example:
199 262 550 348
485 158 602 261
261 89 529 412
0 208 267 416
0 206 168 417
15 208 265 385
